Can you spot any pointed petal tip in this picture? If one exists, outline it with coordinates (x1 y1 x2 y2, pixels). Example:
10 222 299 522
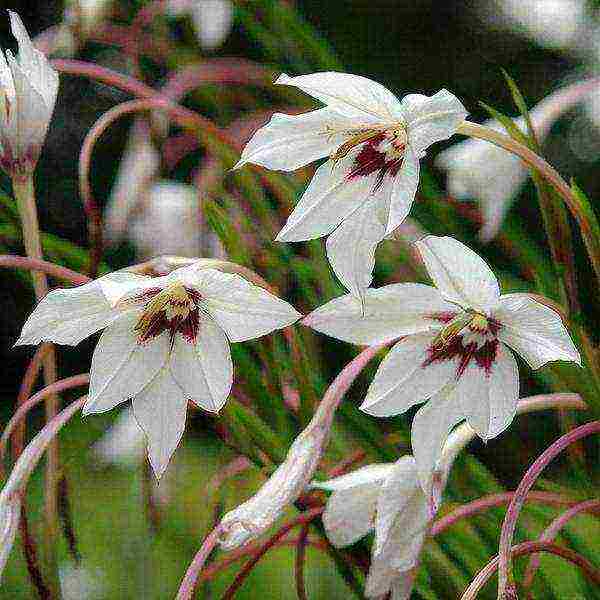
274 73 292 86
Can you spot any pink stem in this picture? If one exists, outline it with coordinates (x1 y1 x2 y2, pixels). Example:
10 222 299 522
161 58 275 101
497 421 600 599
0 255 91 285
461 541 600 600
430 492 575 537
175 525 224 600
0 374 90 465
207 456 252 492
522 498 600 594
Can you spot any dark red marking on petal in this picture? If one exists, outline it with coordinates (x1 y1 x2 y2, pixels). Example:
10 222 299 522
422 335 499 378
346 133 404 189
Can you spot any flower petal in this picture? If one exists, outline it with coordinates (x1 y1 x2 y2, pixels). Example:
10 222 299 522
304 284 455 346
374 456 421 556
326 199 386 297
170 318 233 412
179 268 300 342
84 313 170 416
190 0 233 49
314 464 393 548
456 344 519 440
16 279 120 346
493 293 581 369
411 386 464 491
132 370 188 479
275 151 380 242
361 333 457 417
401 89 468 153
92 407 146 467
276 72 401 122
385 146 420 235
234 108 352 171
415 235 500 311
313 463 394 492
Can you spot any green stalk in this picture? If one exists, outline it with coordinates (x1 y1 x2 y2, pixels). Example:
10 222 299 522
12 175 60 591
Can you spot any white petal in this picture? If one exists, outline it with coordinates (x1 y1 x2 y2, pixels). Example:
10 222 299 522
84 314 170 415
391 572 417 600
16 279 119 346
190 0 233 49
98 271 166 306
456 344 519 440
326 199 386 296
132 370 188 479
10 10 59 109
415 235 500 312
92 407 146 467
361 333 457 417
304 284 455 346
411 387 464 491
385 146 420 235
275 151 379 242
234 108 352 171
177 267 300 342
314 464 393 547
321 484 380 547
374 456 420 556
170 318 233 412
276 72 401 122
493 294 581 369
401 89 468 153
365 555 413 599
313 463 394 492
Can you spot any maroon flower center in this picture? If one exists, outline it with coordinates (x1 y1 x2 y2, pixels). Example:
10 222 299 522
423 311 502 377
133 284 203 346
346 131 406 189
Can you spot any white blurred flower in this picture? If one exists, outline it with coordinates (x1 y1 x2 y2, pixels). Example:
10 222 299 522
436 116 532 242
104 120 161 244
315 457 429 600
92 407 146 467
0 11 59 177
236 72 467 297
17 264 300 478
59 563 105 600
305 235 580 488
129 181 224 260
483 0 591 53
168 0 234 50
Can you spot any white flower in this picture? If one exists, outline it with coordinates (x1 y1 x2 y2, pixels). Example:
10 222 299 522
235 72 467 297
92 407 146 467
59 562 105 600
305 235 581 487
436 106 556 241
104 120 161 245
0 11 59 177
483 0 590 53
129 180 224 260
314 456 430 600
16 264 300 478
168 0 234 50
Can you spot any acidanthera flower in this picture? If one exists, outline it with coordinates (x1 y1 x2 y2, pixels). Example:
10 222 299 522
167 0 234 50
16 264 300 478
235 72 467 296
0 11 59 178
314 456 430 600
305 235 581 487
436 109 555 241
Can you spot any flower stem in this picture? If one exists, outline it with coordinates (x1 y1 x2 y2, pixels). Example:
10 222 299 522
456 121 600 289
11 175 60 582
